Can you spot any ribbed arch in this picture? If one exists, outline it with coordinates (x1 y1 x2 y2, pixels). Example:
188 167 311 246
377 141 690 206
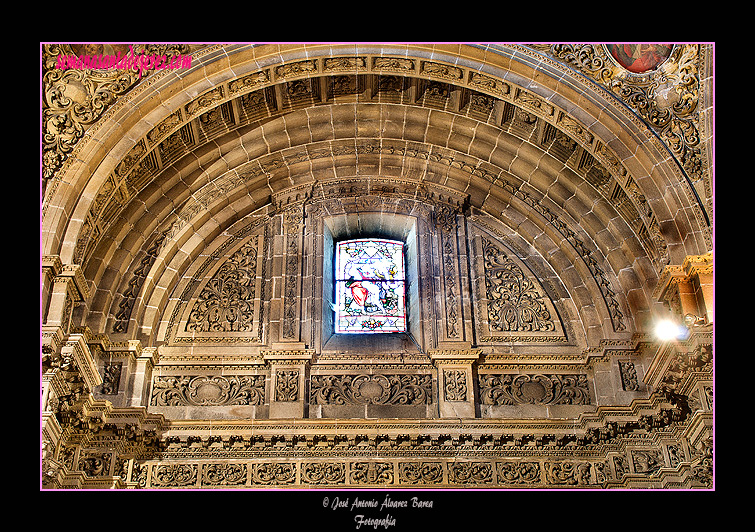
42 44 712 351
80 100 659 345
44 44 708 269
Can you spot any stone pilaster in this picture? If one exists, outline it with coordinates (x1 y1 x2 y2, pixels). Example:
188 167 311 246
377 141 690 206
263 349 314 418
430 349 481 418
127 343 158 408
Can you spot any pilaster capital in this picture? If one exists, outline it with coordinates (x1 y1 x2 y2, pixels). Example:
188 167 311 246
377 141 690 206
262 348 315 365
60 333 103 390
428 348 482 366
652 251 714 302
42 255 63 276
52 262 90 301
138 346 160 367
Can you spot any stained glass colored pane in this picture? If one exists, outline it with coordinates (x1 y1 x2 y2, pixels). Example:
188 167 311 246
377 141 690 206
334 239 406 334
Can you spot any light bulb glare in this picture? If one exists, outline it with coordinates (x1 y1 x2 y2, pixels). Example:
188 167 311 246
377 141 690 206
655 319 689 341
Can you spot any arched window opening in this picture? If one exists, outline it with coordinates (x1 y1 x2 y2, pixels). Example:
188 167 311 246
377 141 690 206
334 238 406 334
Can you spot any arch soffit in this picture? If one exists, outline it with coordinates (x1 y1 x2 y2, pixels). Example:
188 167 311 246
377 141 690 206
46 45 701 344
89 104 657 296
113 165 640 348
47 44 704 270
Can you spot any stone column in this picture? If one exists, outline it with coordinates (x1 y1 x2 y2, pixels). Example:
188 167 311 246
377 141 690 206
263 349 314 419
430 349 481 418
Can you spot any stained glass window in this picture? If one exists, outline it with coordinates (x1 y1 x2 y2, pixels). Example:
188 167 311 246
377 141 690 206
334 238 406 334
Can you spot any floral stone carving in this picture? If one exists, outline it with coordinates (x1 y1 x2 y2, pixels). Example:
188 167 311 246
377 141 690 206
310 374 433 405
150 375 266 406
479 373 591 405
185 238 259 333
481 238 555 333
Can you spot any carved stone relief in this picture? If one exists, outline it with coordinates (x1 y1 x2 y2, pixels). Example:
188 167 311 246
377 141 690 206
310 374 433 406
185 237 259 333
478 374 591 405
166 225 268 346
470 230 568 343
150 375 266 406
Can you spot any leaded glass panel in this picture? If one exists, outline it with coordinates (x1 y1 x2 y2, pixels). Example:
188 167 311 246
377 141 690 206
334 238 406 333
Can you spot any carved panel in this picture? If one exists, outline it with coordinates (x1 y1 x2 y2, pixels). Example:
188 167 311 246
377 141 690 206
479 373 591 405
250 462 296 485
310 374 433 405
151 463 198 487
471 232 567 343
496 461 542 485
150 375 266 406
99 362 122 395
301 462 346 485
350 462 394 485
186 237 260 333
443 370 467 402
619 361 640 391
398 462 444 485
202 463 247 486
448 461 494 485
481 237 555 333
275 370 299 402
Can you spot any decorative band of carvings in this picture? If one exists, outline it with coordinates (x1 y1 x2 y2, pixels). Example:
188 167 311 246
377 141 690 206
147 371 596 407
135 453 694 488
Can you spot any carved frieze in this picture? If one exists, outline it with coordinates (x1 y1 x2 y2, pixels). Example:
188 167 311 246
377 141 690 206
310 374 433 405
150 375 266 406
479 373 591 405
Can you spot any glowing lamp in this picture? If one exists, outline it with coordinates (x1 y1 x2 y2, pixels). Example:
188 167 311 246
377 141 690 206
654 319 689 341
